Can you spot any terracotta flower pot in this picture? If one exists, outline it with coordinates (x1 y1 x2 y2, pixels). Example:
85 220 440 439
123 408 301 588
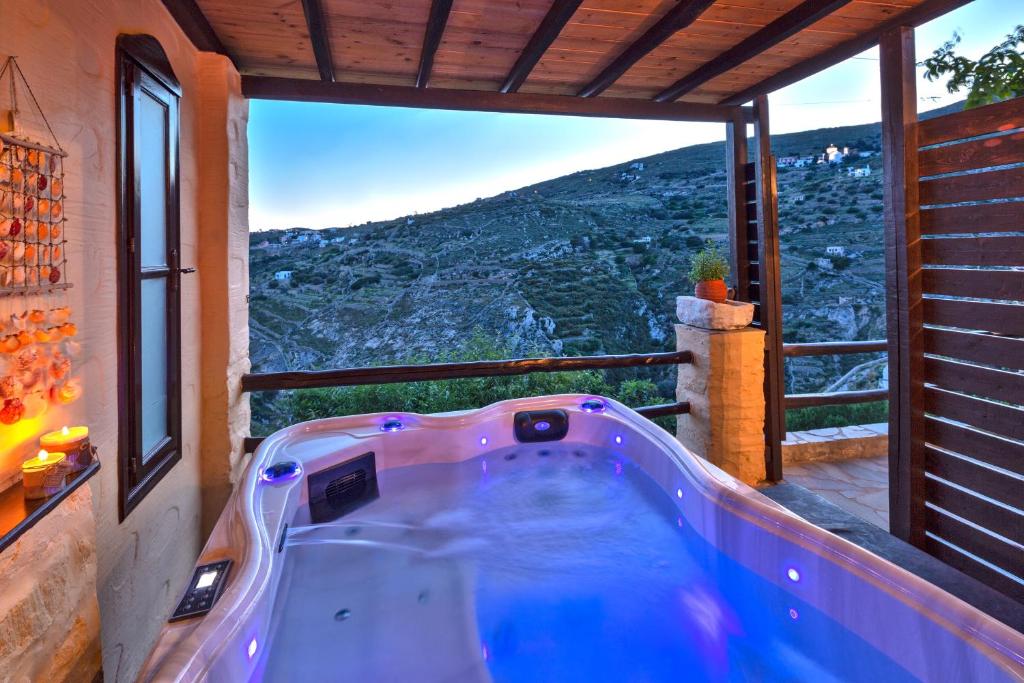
695 279 728 303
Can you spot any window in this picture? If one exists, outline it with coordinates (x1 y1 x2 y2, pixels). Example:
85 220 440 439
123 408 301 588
116 35 182 519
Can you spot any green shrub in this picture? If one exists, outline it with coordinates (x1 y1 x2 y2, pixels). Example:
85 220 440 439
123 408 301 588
252 333 677 435
786 401 888 432
687 240 730 282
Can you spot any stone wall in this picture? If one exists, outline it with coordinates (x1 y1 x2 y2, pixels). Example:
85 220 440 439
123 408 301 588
783 423 888 464
0 486 100 682
0 1 248 680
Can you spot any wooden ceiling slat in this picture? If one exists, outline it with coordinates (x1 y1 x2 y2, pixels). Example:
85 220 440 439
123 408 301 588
417 0 456 87
719 0 975 104
501 0 585 94
189 0 955 106
576 0 717 97
161 0 231 56
300 0 335 81
653 0 853 102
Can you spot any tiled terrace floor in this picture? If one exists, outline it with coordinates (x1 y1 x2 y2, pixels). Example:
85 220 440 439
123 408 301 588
783 456 890 530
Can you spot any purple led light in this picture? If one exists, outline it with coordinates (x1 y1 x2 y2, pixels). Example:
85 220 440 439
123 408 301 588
261 461 302 484
534 420 551 432
580 399 606 413
481 460 488 474
614 435 623 445
788 608 800 620
677 516 683 528
247 637 258 660
676 488 683 499
614 462 623 477
480 436 488 446
481 642 491 662
380 418 404 432
786 567 801 583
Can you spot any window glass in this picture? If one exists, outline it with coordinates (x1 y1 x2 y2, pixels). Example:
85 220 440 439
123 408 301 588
140 277 169 458
139 91 168 268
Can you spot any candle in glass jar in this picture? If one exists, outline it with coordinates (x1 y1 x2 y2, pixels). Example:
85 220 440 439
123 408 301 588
40 426 91 473
22 450 67 500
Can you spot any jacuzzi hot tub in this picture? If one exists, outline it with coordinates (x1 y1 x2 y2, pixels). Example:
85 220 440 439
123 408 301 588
140 395 1024 682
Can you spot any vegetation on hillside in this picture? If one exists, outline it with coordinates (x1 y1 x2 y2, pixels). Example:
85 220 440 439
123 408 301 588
251 333 673 434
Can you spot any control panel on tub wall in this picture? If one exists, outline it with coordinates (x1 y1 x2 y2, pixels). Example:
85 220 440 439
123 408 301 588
170 559 232 622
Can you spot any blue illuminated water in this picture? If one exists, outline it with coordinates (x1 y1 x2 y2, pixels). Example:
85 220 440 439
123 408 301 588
260 444 917 682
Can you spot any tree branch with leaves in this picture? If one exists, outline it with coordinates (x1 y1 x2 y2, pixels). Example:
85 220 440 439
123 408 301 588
921 25 1024 108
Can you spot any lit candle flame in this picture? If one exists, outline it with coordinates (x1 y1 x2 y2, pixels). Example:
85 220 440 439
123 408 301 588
39 449 48 462
61 425 70 437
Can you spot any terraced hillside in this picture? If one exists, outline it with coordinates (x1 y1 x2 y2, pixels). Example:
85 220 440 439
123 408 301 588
248 105 960 432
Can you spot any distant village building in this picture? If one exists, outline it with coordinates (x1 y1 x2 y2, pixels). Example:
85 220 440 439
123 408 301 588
778 155 820 168
848 166 871 178
274 270 293 282
406 217 415 225
629 162 645 171
826 246 846 257
633 236 652 244
821 144 849 164
814 257 834 270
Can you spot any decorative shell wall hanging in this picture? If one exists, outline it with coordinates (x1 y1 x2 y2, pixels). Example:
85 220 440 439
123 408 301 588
0 57 80 425
0 57 70 298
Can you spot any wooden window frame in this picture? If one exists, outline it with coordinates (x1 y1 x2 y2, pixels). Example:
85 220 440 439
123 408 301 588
116 35 184 520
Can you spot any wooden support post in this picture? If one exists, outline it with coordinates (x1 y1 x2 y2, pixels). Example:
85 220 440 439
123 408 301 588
880 26 924 545
753 95 785 483
725 109 750 302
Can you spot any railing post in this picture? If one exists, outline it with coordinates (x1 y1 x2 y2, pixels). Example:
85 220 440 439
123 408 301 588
675 323 767 485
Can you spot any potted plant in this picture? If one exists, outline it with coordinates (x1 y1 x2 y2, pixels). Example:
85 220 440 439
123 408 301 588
688 241 730 303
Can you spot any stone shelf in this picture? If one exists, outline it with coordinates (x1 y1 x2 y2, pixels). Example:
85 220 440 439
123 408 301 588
0 460 99 554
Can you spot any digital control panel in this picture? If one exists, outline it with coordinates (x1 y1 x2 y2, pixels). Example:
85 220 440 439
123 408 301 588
169 559 232 622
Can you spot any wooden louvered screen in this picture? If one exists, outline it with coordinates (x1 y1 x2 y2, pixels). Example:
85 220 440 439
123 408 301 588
725 100 783 482
742 161 763 324
915 96 1024 602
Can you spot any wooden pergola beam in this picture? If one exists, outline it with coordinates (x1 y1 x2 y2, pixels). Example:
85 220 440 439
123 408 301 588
242 76 753 122
160 0 231 58
718 0 975 105
654 0 852 103
577 0 715 98
300 0 335 82
417 0 455 88
501 0 584 94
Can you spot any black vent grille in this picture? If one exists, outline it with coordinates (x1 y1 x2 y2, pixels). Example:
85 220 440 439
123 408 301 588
325 469 367 509
308 452 379 524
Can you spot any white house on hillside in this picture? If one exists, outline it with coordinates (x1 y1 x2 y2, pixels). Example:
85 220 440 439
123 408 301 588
848 166 871 178
274 270 293 282
826 246 846 257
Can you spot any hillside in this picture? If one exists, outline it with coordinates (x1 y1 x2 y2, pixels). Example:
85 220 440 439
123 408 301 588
248 104 961 431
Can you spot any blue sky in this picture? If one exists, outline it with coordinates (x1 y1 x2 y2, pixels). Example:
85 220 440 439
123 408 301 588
249 0 1021 230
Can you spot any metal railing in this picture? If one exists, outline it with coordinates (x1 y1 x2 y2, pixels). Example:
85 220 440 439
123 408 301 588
782 340 887 409
241 350 695 451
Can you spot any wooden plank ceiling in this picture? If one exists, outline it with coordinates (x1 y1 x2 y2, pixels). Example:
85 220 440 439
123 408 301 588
188 0 966 107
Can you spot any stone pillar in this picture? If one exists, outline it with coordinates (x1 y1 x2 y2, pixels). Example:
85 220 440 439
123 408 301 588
675 324 767 485
196 53 252 538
